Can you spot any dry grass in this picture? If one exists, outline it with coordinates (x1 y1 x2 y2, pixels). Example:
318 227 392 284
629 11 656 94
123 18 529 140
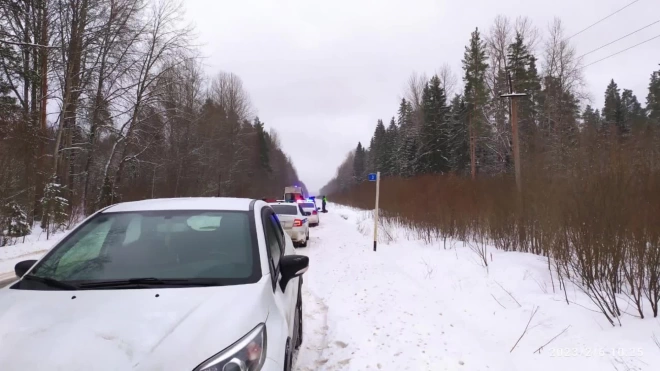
331 130 660 325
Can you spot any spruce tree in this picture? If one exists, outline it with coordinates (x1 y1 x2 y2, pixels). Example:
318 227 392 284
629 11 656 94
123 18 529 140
603 79 624 134
507 32 541 153
0 44 18 114
462 27 489 177
621 89 646 132
397 99 417 177
1 201 31 245
254 117 271 172
582 105 602 129
646 66 660 124
41 178 69 239
419 75 449 174
448 94 470 173
385 118 399 176
353 142 367 183
370 119 388 172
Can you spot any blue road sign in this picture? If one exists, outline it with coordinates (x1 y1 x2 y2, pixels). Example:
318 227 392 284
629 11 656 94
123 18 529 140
368 173 377 181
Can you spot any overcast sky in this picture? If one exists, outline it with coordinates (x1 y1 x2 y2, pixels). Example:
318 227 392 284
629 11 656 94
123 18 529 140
184 0 660 194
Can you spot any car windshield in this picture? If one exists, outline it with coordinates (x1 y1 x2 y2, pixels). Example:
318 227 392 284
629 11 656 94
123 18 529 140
20 210 258 289
271 205 298 215
301 203 315 209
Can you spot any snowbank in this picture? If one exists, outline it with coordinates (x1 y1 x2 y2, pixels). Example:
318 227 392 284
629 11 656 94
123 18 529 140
295 203 660 371
0 226 67 279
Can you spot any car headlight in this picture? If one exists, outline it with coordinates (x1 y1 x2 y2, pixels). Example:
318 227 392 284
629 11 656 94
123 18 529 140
194 323 267 371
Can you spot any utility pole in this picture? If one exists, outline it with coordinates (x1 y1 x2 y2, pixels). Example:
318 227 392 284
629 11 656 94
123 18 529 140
368 172 380 251
37 1 50 220
500 92 527 192
469 111 476 180
374 171 380 252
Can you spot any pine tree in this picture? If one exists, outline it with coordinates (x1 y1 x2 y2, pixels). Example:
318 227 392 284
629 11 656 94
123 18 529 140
646 66 660 124
603 79 624 134
462 28 489 178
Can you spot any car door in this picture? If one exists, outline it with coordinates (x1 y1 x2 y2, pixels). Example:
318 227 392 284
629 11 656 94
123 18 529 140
262 208 298 337
297 205 309 235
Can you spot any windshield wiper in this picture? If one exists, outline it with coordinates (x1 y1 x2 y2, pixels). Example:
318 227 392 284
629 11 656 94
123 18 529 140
21 274 78 290
78 277 217 289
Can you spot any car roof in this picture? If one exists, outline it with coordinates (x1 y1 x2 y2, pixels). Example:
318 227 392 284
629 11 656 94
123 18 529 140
103 197 255 213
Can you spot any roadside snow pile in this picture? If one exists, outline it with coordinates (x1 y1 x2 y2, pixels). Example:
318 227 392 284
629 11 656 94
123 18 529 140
295 203 660 371
0 226 67 278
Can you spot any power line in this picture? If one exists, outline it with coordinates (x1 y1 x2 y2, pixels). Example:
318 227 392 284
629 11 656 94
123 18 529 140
581 33 660 69
578 19 659 58
567 0 641 40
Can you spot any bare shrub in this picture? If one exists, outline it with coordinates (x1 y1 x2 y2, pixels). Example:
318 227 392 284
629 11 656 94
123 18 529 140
330 127 660 324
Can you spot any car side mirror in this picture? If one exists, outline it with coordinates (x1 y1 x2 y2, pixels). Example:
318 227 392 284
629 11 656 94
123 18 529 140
279 255 309 291
15 259 38 277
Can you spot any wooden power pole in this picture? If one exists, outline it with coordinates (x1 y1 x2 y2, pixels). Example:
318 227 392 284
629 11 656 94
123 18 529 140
469 111 476 180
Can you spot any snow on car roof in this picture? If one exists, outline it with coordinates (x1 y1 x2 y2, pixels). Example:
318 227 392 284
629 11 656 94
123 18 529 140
103 197 254 213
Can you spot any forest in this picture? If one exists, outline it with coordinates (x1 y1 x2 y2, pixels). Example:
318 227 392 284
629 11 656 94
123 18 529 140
322 17 659 193
322 16 660 325
0 0 301 243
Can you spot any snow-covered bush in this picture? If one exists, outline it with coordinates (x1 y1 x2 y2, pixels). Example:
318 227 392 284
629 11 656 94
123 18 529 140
0 201 31 246
41 179 69 239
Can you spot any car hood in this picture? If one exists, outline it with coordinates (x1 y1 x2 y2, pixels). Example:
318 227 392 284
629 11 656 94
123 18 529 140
0 276 273 371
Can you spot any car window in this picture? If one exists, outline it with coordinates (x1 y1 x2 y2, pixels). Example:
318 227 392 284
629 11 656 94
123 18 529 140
270 204 298 215
55 218 113 277
264 213 283 269
269 214 285 249
301 203 315 209
27 210 257 285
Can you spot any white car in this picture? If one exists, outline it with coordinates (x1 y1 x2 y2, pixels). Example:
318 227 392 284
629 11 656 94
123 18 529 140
0 198 308 371
298 201 319 226
269 202 310 247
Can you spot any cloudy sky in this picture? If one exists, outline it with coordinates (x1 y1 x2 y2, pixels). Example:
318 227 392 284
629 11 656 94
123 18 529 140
184 0 660 193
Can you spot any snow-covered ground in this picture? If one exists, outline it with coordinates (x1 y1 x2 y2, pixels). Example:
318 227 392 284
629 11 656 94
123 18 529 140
0 227 67 283
294 204 660 371
2 205 659 370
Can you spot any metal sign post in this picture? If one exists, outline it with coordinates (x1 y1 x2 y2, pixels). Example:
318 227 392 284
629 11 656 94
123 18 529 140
368 172 380 251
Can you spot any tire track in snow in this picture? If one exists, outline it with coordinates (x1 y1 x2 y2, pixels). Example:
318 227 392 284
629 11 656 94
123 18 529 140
294 282 331 370
301 205 519 370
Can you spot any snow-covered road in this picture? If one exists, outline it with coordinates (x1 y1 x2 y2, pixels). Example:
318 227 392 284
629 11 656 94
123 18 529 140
294 204 660 371
1 204 659 370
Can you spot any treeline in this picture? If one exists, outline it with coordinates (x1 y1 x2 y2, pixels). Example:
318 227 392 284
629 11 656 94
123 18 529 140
322 16 660 325
321 17 660 193
0 0 300 244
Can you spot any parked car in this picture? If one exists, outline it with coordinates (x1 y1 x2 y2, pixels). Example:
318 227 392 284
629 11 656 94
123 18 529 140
0 198 308 371
269 202 310 247
298 201 319 226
